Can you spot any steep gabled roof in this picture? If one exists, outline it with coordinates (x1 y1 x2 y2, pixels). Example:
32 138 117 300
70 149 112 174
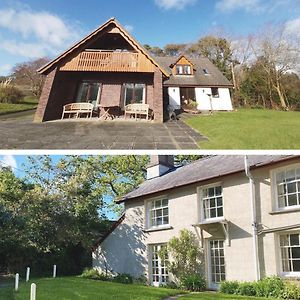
118 155 298 203
38 18 169 76
170 55 195 67
155 56 233 87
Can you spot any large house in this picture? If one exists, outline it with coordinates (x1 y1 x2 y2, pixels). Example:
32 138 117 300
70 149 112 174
35 18 233 123
93 155 300 289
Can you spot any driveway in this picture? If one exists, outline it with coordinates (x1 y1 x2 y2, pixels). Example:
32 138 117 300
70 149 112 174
0 111 207 150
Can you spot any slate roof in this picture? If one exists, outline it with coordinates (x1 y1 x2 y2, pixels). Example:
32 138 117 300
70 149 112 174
119 155 297 203
154 56 233 87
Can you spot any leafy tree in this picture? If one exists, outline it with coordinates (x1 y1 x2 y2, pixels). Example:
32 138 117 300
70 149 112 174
159 229 204 281
164 44 187 57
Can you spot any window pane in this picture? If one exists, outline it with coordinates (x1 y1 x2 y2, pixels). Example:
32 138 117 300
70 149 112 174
287 182 297 194
208 188 215 197
276 171 285 184
278 196 287 208
290 235 300 246
292 248 300 258
124 84 134 106
217 197 223 206
210 209 216 218
286 170 296 182
280 235 289 246
162 199 168 207
217 207 223 217
293 260 300 272
288 194 298 206
277 184 285 196
216 186 222 196
296 168 300 180
134 84 145 104
210 199 216 208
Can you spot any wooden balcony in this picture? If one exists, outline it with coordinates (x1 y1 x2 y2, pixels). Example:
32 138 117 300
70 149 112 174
60 51 155 73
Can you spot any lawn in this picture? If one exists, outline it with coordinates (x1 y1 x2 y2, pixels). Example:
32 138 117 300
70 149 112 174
0 96 38 115
185 109 300 149
0 277 271 300
0 277 181 300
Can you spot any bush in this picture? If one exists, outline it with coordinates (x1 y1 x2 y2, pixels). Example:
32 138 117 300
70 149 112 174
281 282 300 300
180 274 206 292
112 273 133 284
237 282 256 296
0 85 23 104
80 268 111 281
220 281 239 294
254 276 284 298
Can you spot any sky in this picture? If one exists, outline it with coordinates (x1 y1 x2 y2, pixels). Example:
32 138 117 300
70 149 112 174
0 0 299 75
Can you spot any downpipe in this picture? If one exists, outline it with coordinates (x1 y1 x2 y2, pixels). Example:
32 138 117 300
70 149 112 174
244 156 261 281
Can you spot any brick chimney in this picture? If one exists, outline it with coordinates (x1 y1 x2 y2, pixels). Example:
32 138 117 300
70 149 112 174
147 155 174 180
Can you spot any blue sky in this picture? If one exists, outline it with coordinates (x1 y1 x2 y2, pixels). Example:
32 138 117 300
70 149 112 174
0 0 299 75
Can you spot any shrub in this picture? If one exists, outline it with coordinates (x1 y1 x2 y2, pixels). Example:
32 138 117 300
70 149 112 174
281 282 300 300
133 275 147 285
0 85 23 104
112 273 133 284
220 281 239 294
80 268 111 281
237 282 256 296
254 276 284 298
180 274 206 292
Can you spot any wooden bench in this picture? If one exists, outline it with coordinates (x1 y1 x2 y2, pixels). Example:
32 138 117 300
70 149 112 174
124 104 153 121
62 103 94 119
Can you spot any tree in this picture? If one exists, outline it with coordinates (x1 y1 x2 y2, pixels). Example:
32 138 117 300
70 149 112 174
159 229 204 281
251 25 300 110
144 44 165 56
12 57 50 98
164 44 187 57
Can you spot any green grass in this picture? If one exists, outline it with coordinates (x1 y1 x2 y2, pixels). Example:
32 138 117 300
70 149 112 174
185 109 300 149
0 96 38 115
180 292 267 300
0 277 181 300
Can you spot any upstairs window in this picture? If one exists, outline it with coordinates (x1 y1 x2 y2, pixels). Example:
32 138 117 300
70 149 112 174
201 186 223 220
149 198 169 228
211 88 220 98
176 65 192 75
275 166 300 209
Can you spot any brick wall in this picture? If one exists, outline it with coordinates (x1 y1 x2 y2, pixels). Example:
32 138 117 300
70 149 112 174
153 67 164 123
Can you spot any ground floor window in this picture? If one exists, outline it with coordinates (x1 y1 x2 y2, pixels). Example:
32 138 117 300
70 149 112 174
210 240 226 284
123 83 146 106
280 233 300 274
211 88 219 98
76 81 101 107
180 87 196 106
150 244 169 286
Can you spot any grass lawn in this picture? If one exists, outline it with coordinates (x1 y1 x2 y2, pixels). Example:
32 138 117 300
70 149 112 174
180 292 267 300
0 277 181 300
185 109 300 149
0 96 38 115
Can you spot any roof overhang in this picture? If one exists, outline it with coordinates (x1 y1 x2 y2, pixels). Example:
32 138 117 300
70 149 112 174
38 18 169 77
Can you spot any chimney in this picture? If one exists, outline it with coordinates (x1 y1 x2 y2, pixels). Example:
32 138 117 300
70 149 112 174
147 155 174 180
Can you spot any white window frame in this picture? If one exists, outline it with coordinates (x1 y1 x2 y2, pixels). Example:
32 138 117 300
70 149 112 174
198 183 224 222
145 196 169 230
271 163 300 212
277 232 300 278
149 244 169 286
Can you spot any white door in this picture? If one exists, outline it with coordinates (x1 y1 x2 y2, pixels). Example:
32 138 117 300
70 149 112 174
150 244 169 287
207 240 226 290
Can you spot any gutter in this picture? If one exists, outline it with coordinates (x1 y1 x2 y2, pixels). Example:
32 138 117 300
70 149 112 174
244 156 260 281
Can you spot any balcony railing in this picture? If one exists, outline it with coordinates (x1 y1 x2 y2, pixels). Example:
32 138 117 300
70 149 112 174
60 51 155 73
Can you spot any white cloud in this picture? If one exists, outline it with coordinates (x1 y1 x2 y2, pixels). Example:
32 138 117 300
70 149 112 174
124 25 134 32
285 17 300 39
216 0 262 13
0 7 81 58
155 0 197 10
0 64 12 75
0 155 17 170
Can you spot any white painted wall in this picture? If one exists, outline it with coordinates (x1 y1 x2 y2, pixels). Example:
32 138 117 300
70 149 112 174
168 87 181 110
195 88 233 111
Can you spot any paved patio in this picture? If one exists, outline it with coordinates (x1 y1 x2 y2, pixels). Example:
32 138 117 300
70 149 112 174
0 111 207 150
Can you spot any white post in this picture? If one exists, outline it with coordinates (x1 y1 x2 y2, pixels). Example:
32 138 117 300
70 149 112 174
15 273 19 291
30 283 36 300
53 265 57 278
26 267 30 282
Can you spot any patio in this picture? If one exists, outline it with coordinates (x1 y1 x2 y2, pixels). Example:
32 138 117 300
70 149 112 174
0 111 207 149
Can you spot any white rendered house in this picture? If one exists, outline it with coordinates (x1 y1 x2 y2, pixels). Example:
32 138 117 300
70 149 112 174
93 155 300 289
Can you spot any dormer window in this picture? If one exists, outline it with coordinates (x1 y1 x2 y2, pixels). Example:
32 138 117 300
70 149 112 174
176 65 192 75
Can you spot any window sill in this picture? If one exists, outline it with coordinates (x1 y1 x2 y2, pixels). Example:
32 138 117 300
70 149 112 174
143 225 173 233
280 272 300 278
269 206 300 215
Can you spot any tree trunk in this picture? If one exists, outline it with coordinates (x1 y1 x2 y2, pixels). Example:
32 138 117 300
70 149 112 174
275 83 288 110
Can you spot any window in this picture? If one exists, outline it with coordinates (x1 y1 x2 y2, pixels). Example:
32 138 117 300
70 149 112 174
150 244 169 286
123 83 146 106
280 233 300 274
76 82 101 107
211 88 219 98
176 64 192 75
210 240 226 284
275 166 300 209
149 198 169 228
201 186 223 220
